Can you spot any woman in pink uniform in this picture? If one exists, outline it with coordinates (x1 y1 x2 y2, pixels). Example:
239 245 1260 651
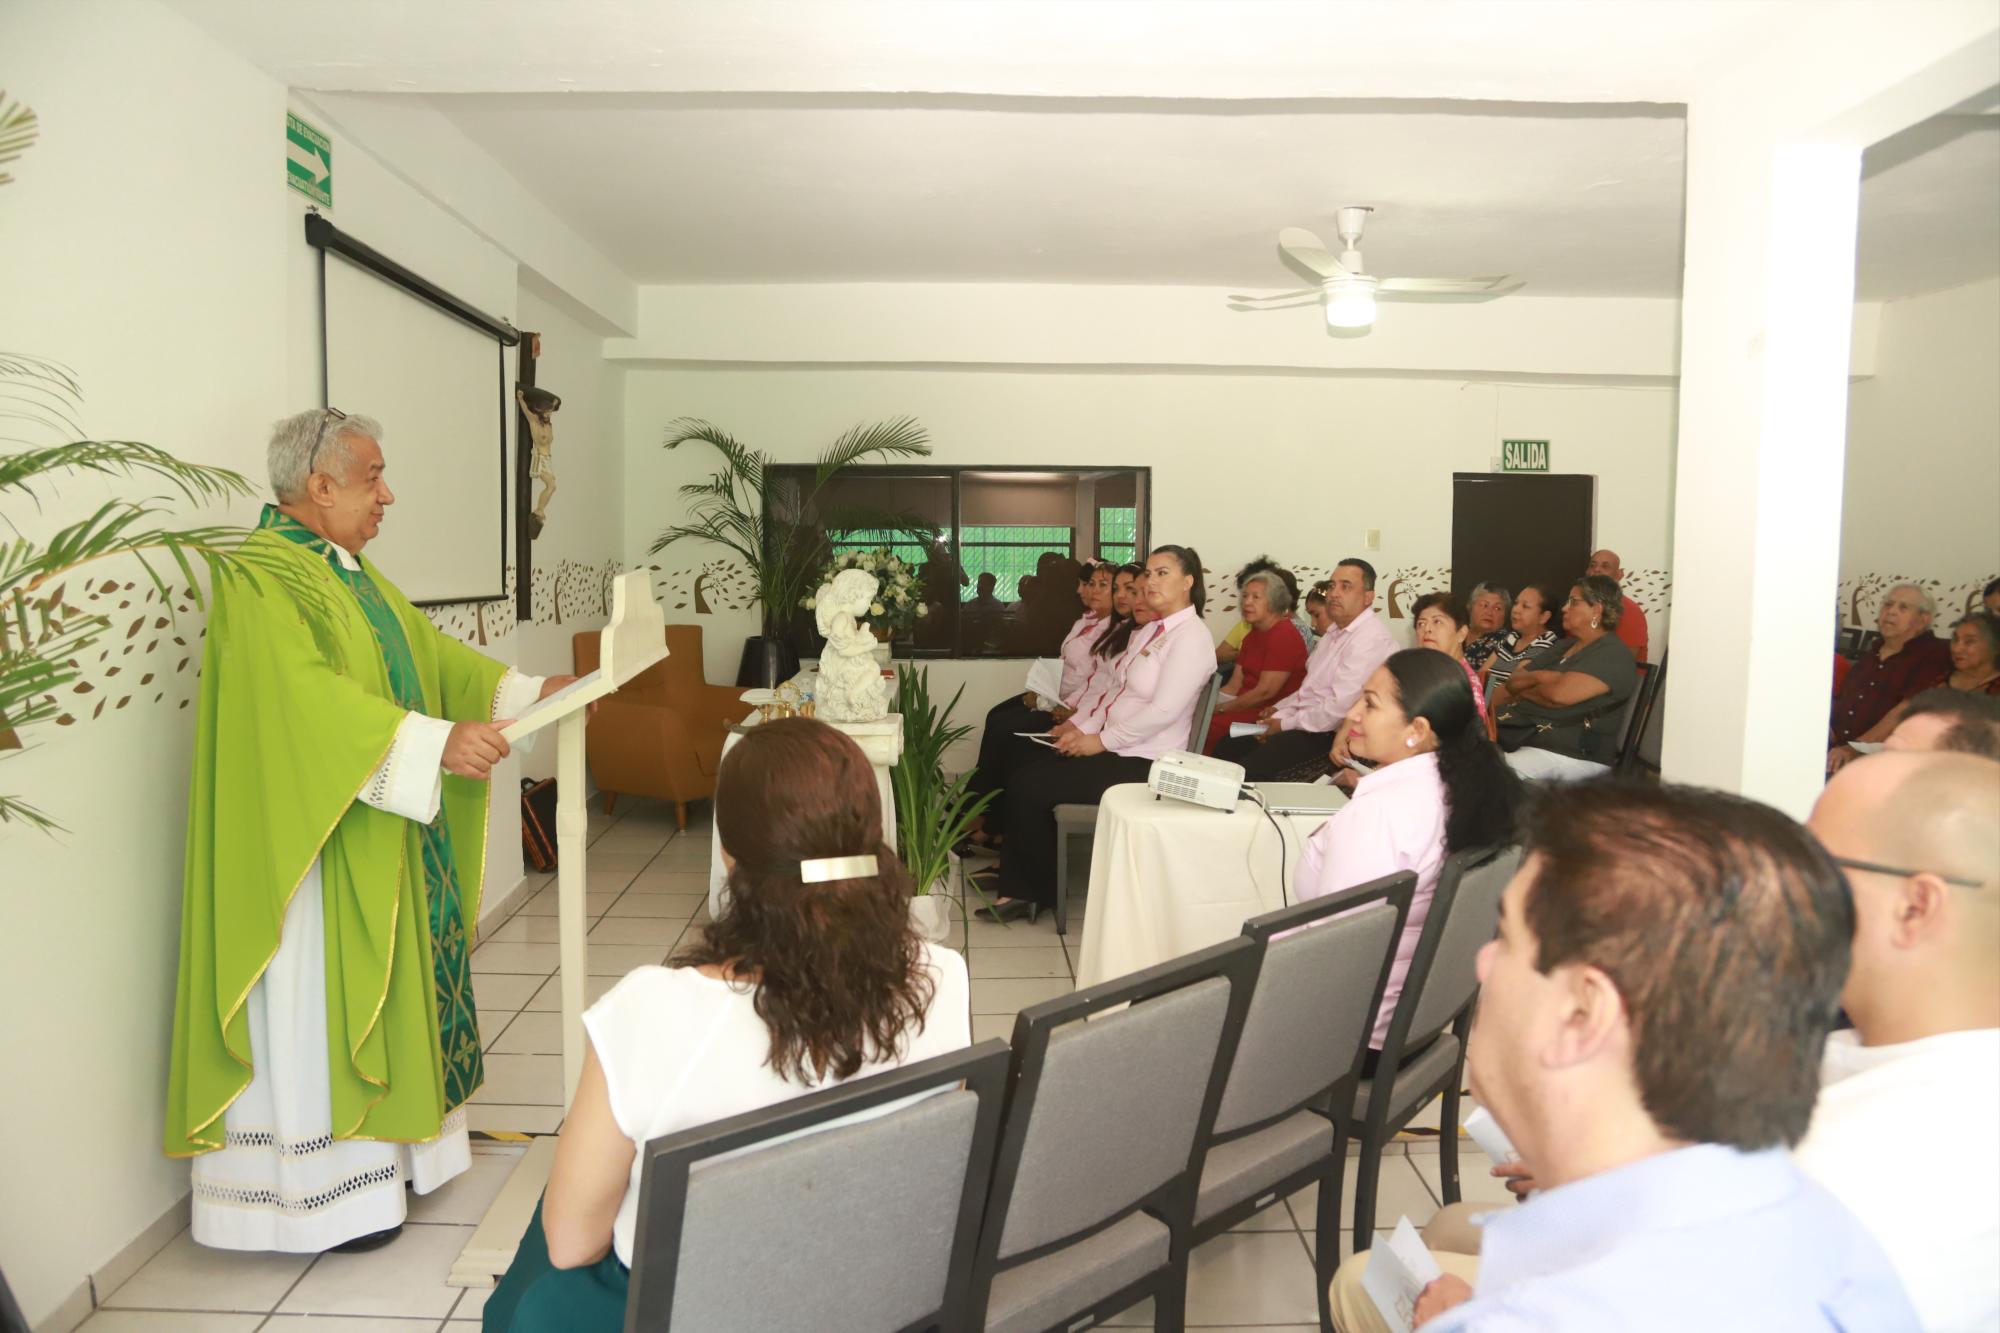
964 563 1143 850
981 546 1217 922
1297 648 1521 1069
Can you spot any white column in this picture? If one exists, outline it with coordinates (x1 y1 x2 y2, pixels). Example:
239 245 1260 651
1662 132 1861 818
1662 10 2000 819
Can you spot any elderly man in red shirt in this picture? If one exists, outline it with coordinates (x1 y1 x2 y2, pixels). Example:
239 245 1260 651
1827 583 1953 769
1586 548 1649 664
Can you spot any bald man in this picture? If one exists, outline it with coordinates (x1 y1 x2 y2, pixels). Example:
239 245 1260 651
1329 754 1995 1333
1803 751 1999 1333
1586 549 1648 663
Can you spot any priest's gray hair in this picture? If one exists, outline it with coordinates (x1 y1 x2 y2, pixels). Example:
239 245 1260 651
268 409 384 502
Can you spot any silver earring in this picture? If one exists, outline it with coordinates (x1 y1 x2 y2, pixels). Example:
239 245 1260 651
1406 737 1416 748
1591 619 1599 629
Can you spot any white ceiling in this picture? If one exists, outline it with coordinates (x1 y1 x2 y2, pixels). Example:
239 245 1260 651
432 98 1692 295
1859 115 2000 300
165 0 1999 302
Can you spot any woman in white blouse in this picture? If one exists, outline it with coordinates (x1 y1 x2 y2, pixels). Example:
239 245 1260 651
1297 648 1521 1068
979 546 1217 922
485 719 971 1332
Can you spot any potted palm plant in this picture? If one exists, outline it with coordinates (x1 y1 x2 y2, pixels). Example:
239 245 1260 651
891 666 998 941
650 417 932 687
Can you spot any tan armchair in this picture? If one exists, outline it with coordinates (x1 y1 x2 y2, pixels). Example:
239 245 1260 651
572 624 752 829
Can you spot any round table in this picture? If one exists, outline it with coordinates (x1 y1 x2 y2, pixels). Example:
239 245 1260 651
1073 783 1342 988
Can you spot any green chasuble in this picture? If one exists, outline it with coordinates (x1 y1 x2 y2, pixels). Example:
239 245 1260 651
165 506 509 1156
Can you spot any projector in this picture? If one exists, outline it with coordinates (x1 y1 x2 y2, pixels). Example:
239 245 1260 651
1147 750 1247 812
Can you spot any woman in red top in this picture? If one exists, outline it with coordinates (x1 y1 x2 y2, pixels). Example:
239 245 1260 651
1205 569 1309 753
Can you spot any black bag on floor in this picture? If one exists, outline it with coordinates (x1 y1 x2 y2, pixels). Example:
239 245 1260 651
521 777 559 873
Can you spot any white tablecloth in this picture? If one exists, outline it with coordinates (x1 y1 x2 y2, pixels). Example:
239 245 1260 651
1073 783 1342 988
708 712 904 918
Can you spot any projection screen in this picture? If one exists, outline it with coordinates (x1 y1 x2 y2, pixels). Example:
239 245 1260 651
318 235 509 606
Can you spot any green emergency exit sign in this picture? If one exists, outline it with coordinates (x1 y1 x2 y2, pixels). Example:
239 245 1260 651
1501 439 1550 472
286 113 331 208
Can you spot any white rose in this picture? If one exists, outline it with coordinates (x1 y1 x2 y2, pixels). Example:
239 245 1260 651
870 601 886 616
803 596 816 608
917 603 929 617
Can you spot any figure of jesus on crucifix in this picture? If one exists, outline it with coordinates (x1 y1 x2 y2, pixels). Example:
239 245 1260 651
517 386 562 539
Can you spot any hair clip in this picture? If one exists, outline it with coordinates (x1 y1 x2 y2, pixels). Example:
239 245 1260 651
799 854 879 884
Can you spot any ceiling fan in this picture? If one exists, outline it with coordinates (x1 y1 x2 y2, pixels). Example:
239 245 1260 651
1228 206 1522 330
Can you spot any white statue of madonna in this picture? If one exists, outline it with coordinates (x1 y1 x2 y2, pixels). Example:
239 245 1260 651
813 567 891 722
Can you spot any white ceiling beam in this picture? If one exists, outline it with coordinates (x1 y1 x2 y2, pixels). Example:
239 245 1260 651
161 0 1804 101
603 282 1884 381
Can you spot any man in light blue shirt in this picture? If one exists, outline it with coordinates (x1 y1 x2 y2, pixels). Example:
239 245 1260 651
1418 781 1917 1331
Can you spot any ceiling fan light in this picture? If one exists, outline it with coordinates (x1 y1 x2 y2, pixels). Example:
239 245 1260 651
1325 292 1377 328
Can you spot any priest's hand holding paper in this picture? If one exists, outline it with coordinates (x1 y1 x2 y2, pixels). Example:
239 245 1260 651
443 720 512 779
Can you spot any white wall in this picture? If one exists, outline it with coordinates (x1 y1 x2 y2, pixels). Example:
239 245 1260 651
624 365 1677 770
1840 276 2000 624
0 4 290 1324
0 3 630 1323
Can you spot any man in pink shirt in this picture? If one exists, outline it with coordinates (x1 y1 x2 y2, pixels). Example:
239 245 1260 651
1588 548 1649 664
1212 557 1396 780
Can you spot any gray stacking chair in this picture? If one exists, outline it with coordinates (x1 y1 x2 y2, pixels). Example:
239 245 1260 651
1051 674 1223 934
1191 873 1416 1332
624 1041 1012 1333
967 935 1259 1333
1620 650 1668 778
1612 656 1666 776
1347 844 1522 1251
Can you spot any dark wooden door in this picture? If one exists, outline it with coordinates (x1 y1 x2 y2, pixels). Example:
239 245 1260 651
1450 473 1596 606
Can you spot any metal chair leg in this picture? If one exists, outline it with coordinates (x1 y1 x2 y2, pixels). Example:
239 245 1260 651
1054 827 1070 936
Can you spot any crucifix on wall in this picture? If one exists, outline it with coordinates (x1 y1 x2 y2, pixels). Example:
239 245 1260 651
513 333 563 619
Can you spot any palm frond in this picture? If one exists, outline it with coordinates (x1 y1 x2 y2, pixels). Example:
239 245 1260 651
656 416 932 637
0 440 253 511
810 417 931 492
0 93 38 187
0 790 63 834
663 419 764 492
0 351 84 443
649 513 758 568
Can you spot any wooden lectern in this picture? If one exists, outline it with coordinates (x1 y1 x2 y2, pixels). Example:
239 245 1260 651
449 571 667 1287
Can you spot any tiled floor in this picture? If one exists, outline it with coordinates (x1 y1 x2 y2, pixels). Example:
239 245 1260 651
90 797 1473 1332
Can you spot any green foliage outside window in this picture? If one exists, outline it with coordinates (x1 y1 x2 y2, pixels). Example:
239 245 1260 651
1097 506 1138 565
959 526 1071 601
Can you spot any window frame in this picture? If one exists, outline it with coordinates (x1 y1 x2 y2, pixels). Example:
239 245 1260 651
766 463 1151 661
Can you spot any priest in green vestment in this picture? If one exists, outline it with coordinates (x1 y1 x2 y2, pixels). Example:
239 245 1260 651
166 408 580 1253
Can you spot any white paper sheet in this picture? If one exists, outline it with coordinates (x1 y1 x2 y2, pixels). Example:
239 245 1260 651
1228 720 1264 739
1024 657 1065 703
1360 1216 1445 1333
1464 1104 1520 1164
500 669 602 737
1015 731 1060 747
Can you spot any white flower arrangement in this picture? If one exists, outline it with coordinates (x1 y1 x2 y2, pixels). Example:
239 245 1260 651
803 547 926 636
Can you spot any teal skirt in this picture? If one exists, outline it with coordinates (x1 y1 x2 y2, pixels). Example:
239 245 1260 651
484 1197 630 1333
